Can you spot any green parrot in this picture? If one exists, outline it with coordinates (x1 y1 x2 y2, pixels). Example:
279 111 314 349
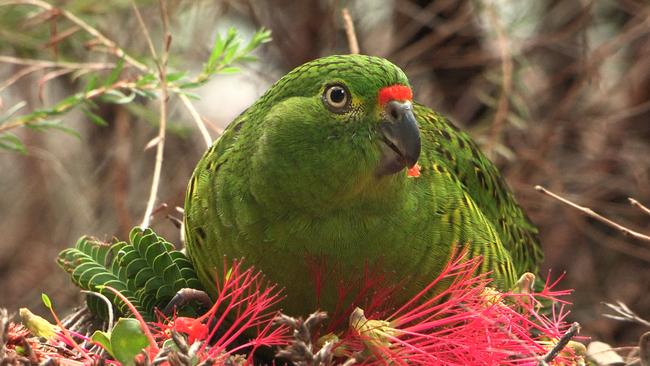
184 55 543 316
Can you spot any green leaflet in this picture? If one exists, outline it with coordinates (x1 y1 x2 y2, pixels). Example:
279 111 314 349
91 318 149 366
57 227 204 321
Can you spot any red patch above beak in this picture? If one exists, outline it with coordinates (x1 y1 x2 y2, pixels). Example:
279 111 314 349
378 84 413 106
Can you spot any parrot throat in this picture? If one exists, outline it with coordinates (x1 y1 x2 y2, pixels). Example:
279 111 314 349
249 144 409 215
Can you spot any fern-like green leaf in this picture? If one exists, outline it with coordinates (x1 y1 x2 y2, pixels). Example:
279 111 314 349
57 228 204 321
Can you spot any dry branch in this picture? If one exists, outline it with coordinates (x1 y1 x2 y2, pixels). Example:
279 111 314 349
0 0 148 72
535 185 650 243
629 198 650 217
0 55 117 70
537 322 580 365
138 0 170 229
180 94 212 148
1 0 217 148
484 3 513 156
342 8 359 55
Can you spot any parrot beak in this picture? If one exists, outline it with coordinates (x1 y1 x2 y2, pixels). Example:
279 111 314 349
377 100 421 176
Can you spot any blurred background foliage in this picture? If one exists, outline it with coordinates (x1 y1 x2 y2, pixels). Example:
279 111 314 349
0 0 649 347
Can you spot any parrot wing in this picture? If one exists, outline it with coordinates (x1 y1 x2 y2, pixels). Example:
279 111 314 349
414 103 543 276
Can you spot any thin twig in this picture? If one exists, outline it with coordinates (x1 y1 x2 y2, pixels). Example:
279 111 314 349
179 94 212 148
602 301 650 327
629 198 650 217
0 55 117 70
0 65 41 92
38 68 74 101
485 3 513 156
535 185 650 243
640 332 650 366
43 25 80 49
131 1 158 62
0 79 139 134
342 8 360 54
2 0 213 153
159 0 171 66
134 1 211 153
537 322 580 365
81 290 114 331
138 0 170 229
130 2 162 229
45 303 94 362
530 8 650 165
0 0 148 72
392 3 474 65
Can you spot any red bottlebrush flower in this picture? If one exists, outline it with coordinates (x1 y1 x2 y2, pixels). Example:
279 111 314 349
9 310 96 365
334 251 582 366
304 255 401 334
152 259 291 364
407 163 421 178
7 322 31 342
197 259 291 362
172 317 209 344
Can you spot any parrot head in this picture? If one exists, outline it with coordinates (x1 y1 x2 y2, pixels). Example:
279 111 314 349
245 55 420 211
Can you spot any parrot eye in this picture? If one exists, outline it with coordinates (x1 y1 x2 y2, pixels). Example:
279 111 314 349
323 84 351 113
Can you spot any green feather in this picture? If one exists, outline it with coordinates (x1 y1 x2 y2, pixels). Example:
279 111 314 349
184 55 542 316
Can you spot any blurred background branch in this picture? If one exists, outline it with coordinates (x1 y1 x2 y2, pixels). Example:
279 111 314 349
536 185 650 242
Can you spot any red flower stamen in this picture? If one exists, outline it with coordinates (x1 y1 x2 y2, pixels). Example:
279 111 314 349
332 250 581 365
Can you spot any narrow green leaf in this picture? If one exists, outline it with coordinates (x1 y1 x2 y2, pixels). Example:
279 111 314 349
85 75 98 93
41 293 52 309
48 94 83 113
236 55 258 63
243 28 272 53
83 109 109 126
27 120 81 139
135 73 157 87
226 26 237 40
83 98 99 110
178 81 204 90
206 33 226 73
102 90 136 105
222 41 240 65
199 27 271 83
176 90 200 100
219 66 240 74
0 133 26 154
0 101 27 125
166 71 188 82
105 58 125 86
132 88 157 99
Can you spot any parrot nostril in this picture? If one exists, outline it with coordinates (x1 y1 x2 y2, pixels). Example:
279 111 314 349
389 106 399 121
